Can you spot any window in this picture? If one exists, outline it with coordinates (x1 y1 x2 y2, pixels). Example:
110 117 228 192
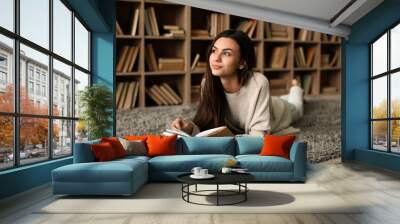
0 0 14 32
371 23 400 154
28 81 34 94
0 0 91 170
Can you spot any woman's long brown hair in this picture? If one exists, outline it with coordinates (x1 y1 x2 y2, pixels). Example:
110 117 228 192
193 29 256 131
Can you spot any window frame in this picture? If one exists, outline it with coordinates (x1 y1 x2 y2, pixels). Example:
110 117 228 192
370 20 400 154
0 0 92 171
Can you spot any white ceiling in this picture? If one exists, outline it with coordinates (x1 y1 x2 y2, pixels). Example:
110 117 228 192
166 0 384 38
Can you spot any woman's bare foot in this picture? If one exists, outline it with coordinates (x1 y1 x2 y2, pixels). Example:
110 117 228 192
291 79 300 87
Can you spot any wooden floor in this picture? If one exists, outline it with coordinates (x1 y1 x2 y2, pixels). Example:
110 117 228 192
1 160 400 224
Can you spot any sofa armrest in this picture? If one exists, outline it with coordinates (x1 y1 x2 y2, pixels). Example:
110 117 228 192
289 141 307 181
73 140 100 163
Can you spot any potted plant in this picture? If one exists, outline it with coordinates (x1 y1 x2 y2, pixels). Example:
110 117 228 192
79 84 113 140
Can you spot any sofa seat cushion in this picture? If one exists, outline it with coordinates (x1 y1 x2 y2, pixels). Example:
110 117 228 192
149 154 235 172
236 155 293 172
53 159 147 183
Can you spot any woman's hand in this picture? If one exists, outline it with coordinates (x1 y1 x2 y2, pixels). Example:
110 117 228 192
171 117 194 134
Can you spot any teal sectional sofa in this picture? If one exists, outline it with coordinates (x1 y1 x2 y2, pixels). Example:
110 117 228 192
52 136 307 196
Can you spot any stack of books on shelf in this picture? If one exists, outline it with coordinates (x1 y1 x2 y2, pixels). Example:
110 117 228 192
297 29 314 41
209 13 226 36
235 20 257 38
144 7 160 36
116 46 140 73
294 47 315 68
158 57 185 71
116 20 123 35
322 86 337 95
322 34 339 42
269 78 287 96
191 53 206 71
145 83 183 106
116 81 140 110
270 46 288 68
301 74 313 95
116 8 140 36
145 44 158 71
265 23 289 39
162 25 185 37
191 29 209 37
321 50 339 68
191 84 201 102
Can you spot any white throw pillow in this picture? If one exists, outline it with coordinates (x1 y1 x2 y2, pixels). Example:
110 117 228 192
118 137 147 156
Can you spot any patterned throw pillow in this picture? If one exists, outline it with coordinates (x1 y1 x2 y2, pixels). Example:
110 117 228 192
119 137 147 156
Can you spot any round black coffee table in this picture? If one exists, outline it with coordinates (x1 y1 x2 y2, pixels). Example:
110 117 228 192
177 173 255 206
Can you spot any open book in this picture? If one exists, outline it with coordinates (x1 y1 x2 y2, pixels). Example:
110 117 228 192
163 126 234 137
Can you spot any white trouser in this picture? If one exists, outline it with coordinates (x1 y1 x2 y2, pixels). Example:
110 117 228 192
279 86 304 122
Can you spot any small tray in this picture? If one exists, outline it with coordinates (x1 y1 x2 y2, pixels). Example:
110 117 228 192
190 174 215 179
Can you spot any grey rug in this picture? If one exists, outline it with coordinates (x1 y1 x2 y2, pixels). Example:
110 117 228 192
38 183 361 214
117 96 341 163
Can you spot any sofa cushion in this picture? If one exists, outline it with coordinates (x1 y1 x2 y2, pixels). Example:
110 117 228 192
148 154 235 172
101 137 127 158
236 155 293 172
52 158 147 183
147 135 177 157
260 135 296 159
91 142 118 161
235 136 263 155
119 138 147 156
176 137 236 155
74 139 100 163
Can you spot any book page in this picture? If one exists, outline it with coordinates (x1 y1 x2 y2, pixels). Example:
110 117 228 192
195 126 234 137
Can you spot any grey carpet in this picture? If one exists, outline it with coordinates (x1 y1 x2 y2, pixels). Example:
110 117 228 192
116 96 341 163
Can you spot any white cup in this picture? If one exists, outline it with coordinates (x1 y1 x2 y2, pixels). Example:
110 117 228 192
191 167 202 176
200 169 208 176
221 167 232 174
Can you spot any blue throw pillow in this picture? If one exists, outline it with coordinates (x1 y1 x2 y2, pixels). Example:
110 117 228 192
176 137 235 155
235 136 263 155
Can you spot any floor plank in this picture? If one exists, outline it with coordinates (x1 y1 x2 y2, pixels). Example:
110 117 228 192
1 161 400 224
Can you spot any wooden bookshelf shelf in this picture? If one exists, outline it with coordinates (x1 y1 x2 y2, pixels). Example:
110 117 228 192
145 71 186 75
294 67 317 71
117 72 141 76
191 37 213 41
264 68 290 72
116 0 342 108
117 35 141 39
145 36 185 40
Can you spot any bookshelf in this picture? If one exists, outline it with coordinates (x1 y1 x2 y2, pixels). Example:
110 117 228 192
116 0 342 109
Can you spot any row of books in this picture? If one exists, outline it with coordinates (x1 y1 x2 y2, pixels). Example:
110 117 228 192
116 46 140 73
209 13 227 37
321 50 339 67
158 57 185 71
116 81 140 110
322 86 337 95
163 25 185 37
296 29 314 41
269 78 287 96
295 47 316 68
236 20 257 38
116 8 140 36
145 83 183 106
192 29 209 37
301 74 313 95
190 53 206 71
265 23 289 40
269 46 288 68
322 34 339 42
144 7 160 36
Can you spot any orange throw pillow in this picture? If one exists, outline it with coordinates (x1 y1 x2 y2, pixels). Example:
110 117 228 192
124 135 148 141
259 135 296 159
146 135 177 157
101 137 127 158
91 142 117 161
